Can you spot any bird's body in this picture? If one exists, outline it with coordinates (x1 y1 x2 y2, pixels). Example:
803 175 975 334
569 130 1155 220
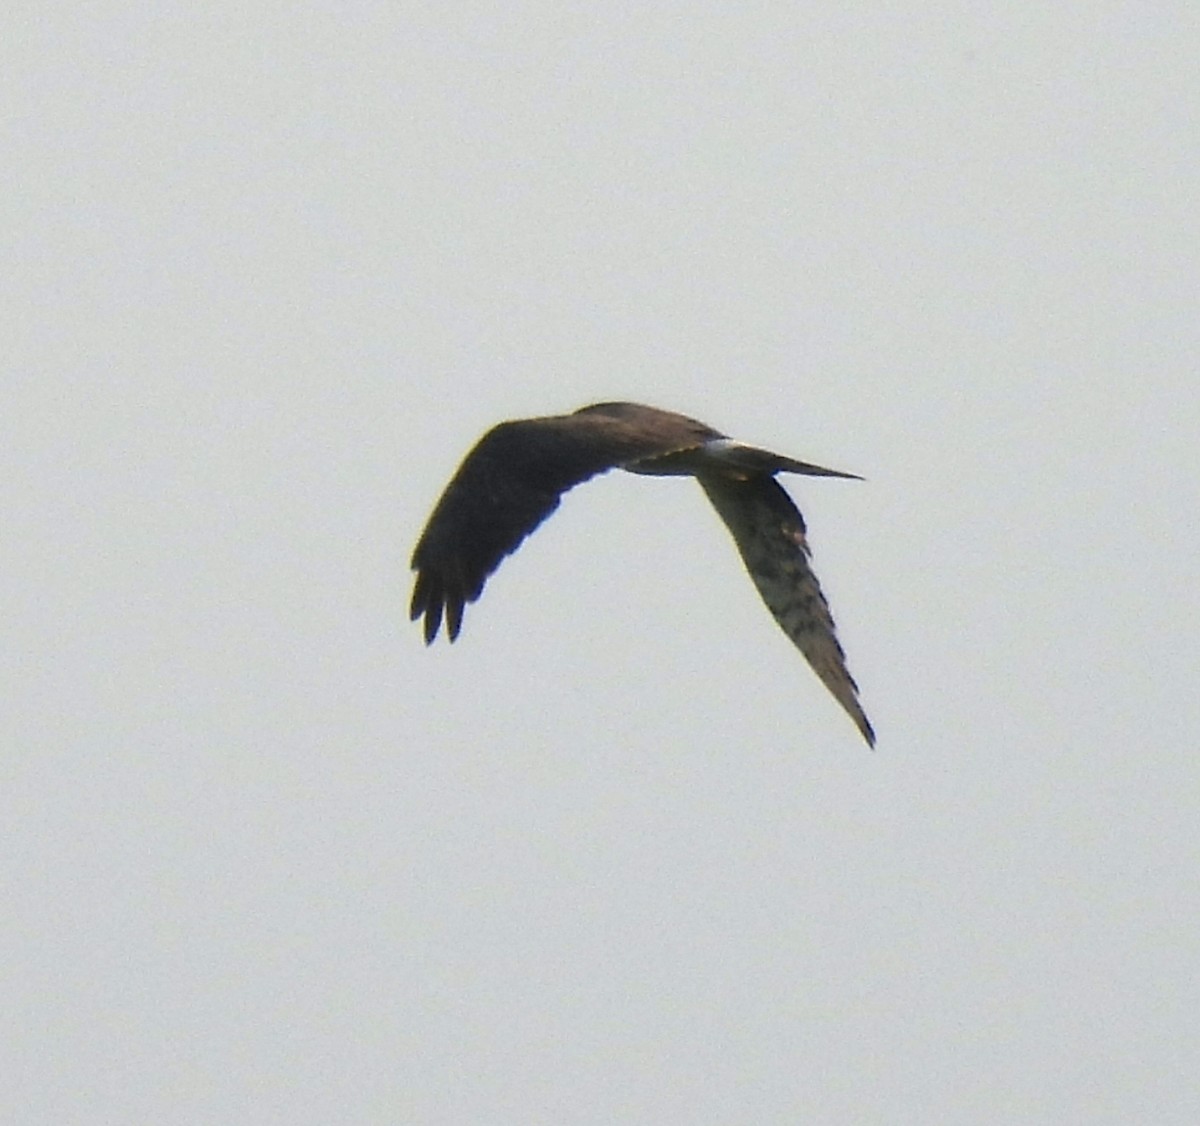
410 401 874 745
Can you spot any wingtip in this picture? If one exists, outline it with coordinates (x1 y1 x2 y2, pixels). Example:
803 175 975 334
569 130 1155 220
420 600 443 645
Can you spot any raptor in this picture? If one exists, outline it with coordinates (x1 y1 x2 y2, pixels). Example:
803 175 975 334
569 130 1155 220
410 401 874 745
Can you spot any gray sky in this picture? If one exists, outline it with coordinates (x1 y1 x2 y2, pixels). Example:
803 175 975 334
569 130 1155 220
5 3 1199 1123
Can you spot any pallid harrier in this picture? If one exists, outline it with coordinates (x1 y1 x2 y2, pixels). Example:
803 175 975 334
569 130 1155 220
410 402 874 745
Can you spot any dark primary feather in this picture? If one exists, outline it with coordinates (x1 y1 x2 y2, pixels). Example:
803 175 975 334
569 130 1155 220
410 404 719 642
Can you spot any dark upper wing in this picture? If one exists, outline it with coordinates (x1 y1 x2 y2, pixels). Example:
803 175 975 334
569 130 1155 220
411 409 714 643
697 473 875 746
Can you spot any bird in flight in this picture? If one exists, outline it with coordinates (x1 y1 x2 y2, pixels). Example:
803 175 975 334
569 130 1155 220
410 401 874 745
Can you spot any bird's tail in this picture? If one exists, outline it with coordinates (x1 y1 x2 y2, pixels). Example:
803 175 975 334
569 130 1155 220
703 440 863 480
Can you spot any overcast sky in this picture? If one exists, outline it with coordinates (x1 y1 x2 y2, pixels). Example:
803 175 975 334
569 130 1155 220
5 4 1199 1123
